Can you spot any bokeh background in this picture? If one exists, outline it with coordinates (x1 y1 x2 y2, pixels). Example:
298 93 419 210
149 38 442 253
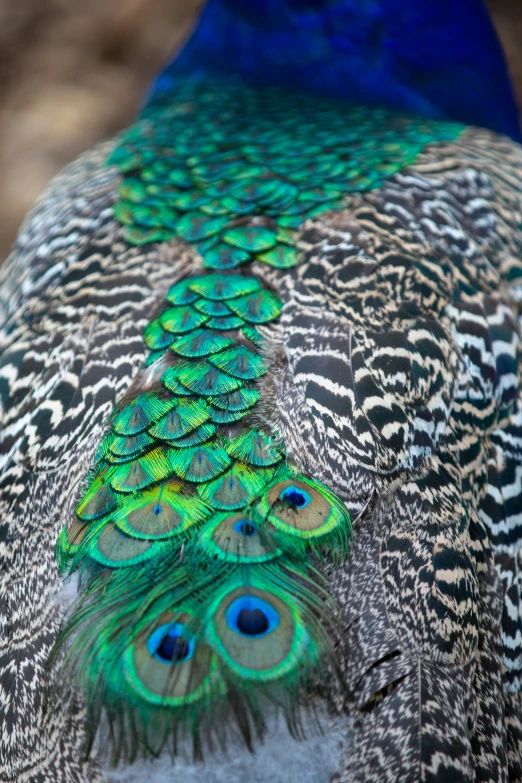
0 0 520 261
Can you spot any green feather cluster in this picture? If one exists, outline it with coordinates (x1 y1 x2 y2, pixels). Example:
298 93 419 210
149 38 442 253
54 80 463 761
108 80 462 270
55 270 352 758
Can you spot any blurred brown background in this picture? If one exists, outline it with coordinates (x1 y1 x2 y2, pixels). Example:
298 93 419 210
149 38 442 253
0 0 520 261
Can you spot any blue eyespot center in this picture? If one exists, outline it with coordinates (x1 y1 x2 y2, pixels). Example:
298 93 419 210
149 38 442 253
237 608 269 636
280 485 312 509
233 519 256 536
147 622 195 664
157 635 189 663
153 504 162 515
225 595 280 638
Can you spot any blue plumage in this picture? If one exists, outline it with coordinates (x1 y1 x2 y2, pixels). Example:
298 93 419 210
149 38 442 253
155 0 521 141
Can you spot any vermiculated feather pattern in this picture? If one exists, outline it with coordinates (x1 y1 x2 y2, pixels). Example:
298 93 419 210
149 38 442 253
262 129 522 781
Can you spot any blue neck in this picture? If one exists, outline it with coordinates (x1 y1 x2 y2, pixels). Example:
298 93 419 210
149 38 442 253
155 0 521 141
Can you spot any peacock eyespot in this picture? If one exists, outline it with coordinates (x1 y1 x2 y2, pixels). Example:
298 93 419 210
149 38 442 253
233 519 256 536
147 622 195 664
280 485 312 509
225 595 280 638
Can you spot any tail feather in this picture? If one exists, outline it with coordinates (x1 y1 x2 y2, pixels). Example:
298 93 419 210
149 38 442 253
53 270 352 760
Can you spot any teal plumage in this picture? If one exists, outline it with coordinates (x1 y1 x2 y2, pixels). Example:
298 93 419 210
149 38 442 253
54 268 353 759
51 80 461 760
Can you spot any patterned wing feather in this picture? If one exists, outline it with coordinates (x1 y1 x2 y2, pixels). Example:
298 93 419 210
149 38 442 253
265 130 522 781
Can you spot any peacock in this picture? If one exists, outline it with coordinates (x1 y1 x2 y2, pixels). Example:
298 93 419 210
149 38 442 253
3 1 522 781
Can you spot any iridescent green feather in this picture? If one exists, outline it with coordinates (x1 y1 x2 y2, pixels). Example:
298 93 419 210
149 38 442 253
54 78 463 759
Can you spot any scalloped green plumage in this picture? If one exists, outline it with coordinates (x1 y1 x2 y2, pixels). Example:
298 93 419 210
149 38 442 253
113 394 177 436
208 345 266 380
202 243 251 270
119 178 148 203
76 476 117 521
124 227 174 245
222 226 278 253
225 430 283 467
171 328 235 357
144 320 175 350
210 387 259 412
197 462 274 510
149 399 211 441
242 326 264 348
206 314 245 330
173 191 213 211
159 368 194 396
168 441 232 483
208 406 250 424
160 306 208 334
277 215 303 229
227 289 282 323
108 431 156 460
56 79 463 758
113 201 135 226
257 244 299 269
192 299 232 317
188 273 260 301
165 278 200 306
176 212 229 243
173 422 218 447
167 361 244 396
110 449 171 493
